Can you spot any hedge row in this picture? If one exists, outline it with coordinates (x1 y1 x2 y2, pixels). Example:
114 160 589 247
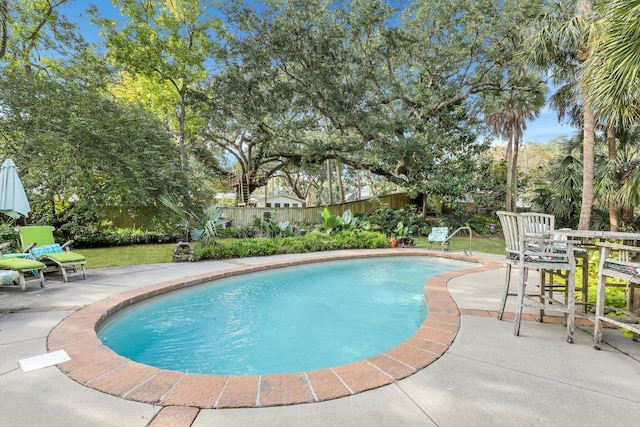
194 230 390 260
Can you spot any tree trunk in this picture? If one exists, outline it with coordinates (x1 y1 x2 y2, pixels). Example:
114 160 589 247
356 170 362 200
264 177 268 207
505 133 515 212
335 162 345 203
607 126 620 231
326 159 333 205
432 194 443 215
577 0 594 230
366 174 376 197
510 133 519 212
306 190 313 207
578 104 595 230
178 83 188 173
0 0 7 60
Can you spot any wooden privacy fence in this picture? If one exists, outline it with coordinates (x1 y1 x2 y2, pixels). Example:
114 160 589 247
222 193 411 227
100 193 411 229
100 207 159 230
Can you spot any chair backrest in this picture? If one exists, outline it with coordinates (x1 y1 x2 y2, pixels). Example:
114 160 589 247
18 226 56 250
517 216 576 268
428 227 449 242
520 212 554 237
498 212 575 273
496 211 519 256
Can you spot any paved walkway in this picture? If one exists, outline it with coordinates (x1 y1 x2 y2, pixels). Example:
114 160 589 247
1 249 639 426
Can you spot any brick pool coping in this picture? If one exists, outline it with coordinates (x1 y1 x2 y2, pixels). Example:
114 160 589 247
48 251 502 409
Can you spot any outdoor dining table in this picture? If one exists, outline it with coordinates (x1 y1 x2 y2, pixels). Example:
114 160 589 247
549 229 640 245
549 229 640 312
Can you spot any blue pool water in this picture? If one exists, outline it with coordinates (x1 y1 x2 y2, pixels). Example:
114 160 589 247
98 257 468 375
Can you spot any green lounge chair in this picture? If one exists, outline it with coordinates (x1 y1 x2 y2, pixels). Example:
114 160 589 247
18 226 86 283
0 242 46 291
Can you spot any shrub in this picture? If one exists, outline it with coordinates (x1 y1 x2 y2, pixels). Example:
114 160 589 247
360 206 426 236
0 220 20 252
258 216 293 238
72 225 174 248
194 230 389 260
319 208 357 233
159 195 228 245
194 238 281 260
443 211 494 235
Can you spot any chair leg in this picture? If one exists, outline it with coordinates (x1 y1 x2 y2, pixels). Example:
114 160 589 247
514 265 527 336
566 271 575 343
60 265 68 283
18 273 26 292
539 270 546 322
627 284 638 342
579 254 589 313
498 264 512 320
593 274 607 350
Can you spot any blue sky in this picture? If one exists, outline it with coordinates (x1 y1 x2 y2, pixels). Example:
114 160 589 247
62 1 580 145
61 2 119 34
522 107 579 143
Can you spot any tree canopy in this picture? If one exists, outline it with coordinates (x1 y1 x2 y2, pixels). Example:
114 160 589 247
192 0 543 207
0 70 185 230
3 0 640 231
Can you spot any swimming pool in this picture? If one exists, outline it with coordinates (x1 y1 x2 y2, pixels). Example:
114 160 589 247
98 256 468 375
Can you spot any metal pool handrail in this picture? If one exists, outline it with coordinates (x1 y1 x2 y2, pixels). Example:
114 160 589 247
443 226 473 255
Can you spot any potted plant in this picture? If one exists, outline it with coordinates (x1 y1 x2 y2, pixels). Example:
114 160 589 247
394 221 411 247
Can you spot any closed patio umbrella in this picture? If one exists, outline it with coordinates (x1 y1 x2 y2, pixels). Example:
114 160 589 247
0 158 31 220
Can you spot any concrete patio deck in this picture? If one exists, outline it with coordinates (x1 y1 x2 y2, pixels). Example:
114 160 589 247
1 249 639 426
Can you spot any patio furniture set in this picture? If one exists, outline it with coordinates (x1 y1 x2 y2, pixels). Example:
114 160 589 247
497 211 640 349
0 157 86 289
0 226 86 291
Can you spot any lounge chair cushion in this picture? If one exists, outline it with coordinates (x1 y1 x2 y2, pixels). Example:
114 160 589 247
31 243 85 263
0 257 45 270
0 270 20 285
605 262 640 278
507 252 569 263
45 251 86 263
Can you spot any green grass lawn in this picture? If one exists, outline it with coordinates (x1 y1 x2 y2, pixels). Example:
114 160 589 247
80 244 176 268
413 235 505 255
79 236 506 269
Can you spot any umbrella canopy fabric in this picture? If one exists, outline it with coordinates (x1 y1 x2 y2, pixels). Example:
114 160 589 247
0 158 31 219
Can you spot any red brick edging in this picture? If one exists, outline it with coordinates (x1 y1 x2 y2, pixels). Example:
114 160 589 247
48 251 501 409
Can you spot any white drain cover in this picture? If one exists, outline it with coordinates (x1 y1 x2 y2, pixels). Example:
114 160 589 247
19 350 70 373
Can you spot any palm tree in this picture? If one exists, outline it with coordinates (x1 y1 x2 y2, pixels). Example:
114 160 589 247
522 0 597 229
541 127 640 231
594 126 640 230
580 1 640 229
582 0 640 130
484 72 546 212
536 135 584 227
